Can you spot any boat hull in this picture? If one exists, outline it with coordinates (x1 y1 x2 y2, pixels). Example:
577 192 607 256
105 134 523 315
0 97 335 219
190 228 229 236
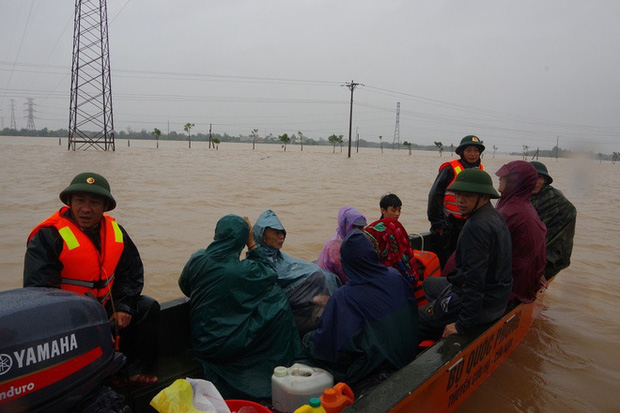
345 285 547 412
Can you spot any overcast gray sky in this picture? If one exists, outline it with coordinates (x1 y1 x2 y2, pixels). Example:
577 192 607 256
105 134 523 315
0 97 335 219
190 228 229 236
1 0 619 153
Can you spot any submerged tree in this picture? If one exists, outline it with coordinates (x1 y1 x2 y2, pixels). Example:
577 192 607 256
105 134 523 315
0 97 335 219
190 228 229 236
213 137 220 150
251 128 258 150
403 141 412 155
612 152 619 164
493 145 498 159
298 130 304 151
279 133 290 151
434 141 443 157
184 123 195 148
152 128 161 149
328 134 339 153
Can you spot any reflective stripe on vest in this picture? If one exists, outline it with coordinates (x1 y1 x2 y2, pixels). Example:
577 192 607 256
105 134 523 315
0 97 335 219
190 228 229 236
58 226 80 250
111 220 123 243
441 160 484 219
61 273 115 289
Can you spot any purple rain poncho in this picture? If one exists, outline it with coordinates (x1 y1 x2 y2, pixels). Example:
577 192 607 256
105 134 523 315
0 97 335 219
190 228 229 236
317 206 367 284
496 161 547 303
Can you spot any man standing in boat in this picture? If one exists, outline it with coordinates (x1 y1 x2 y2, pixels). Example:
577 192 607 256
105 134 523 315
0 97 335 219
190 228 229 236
427 135 486 268
530 161 577 280
23 172 160 386
419 169 512 340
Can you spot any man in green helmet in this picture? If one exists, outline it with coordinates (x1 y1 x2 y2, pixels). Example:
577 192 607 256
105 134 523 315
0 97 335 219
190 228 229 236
419 168 513 340
24 172 160 386
427 135 486 268
530 161 577 279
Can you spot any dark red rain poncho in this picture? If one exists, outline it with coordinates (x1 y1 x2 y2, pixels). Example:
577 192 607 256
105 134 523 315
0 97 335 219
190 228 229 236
496 161 547 303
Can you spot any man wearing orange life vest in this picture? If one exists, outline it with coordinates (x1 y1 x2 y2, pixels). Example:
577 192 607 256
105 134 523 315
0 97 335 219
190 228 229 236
24 172 160 386
427 135 485 268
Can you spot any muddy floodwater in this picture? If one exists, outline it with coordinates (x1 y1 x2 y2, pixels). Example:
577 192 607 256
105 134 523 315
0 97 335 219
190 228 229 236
1 136 618 412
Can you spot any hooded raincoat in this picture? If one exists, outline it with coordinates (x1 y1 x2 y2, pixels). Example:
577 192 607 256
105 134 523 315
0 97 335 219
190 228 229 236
306 230 419 384
531 184 577 279
317 206 367 284
496 161 547 302
253 210 340 335
363 218 418 286
179 215 300 399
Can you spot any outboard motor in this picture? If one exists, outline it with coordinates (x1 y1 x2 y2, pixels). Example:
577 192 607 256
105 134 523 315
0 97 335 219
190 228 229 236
0 288 125 413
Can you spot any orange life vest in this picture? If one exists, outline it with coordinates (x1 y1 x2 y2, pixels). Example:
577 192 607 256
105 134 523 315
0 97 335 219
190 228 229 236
412 249 441 306
440 159 485 219
28 207 125 305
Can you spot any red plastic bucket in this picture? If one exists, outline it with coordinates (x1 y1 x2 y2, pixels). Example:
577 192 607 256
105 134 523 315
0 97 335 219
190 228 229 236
225 399 272 413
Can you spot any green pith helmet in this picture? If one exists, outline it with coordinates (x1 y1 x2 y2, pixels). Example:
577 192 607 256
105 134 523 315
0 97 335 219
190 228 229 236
530 161 553 184
447 168 499 198
455 135 486 155
59 172 116 211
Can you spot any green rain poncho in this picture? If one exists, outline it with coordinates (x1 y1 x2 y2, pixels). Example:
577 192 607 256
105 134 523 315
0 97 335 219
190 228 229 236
179 215 300 400
530 184 577 279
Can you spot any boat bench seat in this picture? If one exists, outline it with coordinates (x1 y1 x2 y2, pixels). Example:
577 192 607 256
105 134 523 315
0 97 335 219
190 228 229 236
119 297 202 412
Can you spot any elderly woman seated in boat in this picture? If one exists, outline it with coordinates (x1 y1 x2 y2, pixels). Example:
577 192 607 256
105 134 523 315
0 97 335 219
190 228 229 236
304 229 419 384
178 214 300 400
316 206 367 284
495 161 547 303
254 209 340 336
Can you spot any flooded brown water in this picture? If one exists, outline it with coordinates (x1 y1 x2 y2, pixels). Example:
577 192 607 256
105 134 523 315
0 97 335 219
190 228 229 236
1 136 618 412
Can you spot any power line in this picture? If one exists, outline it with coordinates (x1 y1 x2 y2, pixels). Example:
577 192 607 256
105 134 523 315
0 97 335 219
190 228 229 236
0 0 36 110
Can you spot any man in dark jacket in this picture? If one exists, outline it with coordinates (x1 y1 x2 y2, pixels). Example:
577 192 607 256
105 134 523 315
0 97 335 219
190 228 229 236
24 172 159 386
530 161 576 279
419 168 512 340
427 135 486 268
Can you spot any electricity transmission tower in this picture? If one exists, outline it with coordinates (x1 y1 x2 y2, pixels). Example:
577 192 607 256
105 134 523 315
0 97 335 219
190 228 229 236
392 102 400 149
10 99 17 130
68 0 115 151
24 98 36 133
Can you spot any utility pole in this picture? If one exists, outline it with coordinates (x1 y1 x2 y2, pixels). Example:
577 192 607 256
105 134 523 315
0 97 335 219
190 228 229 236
68 0 115 151
209 123 213 148
24 98 36 133
556 136 559 160
392 102 400 149
342 80 363 158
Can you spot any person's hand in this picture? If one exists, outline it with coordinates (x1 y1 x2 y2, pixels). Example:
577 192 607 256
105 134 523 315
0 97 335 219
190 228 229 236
442 322 458 338
110 311 132 329
244 216 257 249
312 295 330 308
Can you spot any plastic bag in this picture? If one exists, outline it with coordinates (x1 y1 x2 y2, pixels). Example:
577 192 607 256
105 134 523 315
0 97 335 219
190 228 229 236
150 378 231 413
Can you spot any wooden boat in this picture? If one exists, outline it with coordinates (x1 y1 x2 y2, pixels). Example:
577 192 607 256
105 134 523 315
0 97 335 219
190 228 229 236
121 231 551 413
